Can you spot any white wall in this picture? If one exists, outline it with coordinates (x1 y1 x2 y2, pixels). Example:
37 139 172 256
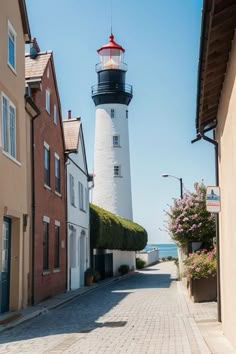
136 249 159 266
112 250 136 275
66 130 90 290
93 103 133 220
216 33 236 349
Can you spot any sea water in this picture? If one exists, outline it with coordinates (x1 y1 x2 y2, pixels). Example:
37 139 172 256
145 243 178 258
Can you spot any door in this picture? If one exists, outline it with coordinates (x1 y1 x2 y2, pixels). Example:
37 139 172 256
0 217 11 313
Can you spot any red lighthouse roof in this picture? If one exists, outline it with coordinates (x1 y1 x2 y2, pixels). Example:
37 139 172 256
97 33 125 53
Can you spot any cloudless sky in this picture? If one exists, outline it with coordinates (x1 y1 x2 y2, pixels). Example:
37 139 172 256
26 0 215 244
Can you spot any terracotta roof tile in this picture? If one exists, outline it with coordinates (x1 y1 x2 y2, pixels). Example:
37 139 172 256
63 119 81 151
25 52 52 78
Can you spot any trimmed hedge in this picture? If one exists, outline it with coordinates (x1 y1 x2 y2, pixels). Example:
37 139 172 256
90 204 148 251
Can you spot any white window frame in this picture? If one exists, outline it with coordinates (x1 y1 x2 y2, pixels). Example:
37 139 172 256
8 21 16 72
46 89 50 114
78 181 85 211
111 108 115 118
53 104 57 124
70 174 75 206
54 153 60 193
1 93 16 159
114 165 121 177
44 142 50 187
113 135 120 147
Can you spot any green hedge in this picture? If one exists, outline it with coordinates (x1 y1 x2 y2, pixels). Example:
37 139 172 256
90 204 148 251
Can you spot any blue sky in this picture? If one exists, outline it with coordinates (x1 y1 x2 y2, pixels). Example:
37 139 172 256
26 0 215 244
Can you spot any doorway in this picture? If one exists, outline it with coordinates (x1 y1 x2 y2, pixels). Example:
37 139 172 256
0 217 11 313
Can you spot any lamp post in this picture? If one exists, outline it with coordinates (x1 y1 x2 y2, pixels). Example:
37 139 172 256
161 174 183 199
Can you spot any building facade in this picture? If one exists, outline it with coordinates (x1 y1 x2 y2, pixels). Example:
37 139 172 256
25 48 67 304
63 113 90 291
196 0 236 349
0 0 33 313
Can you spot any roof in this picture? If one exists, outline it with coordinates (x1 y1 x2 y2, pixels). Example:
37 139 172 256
25 52 52 79
196 0 236 133
63 119 81 152
97 33 125 53
18 0 31 43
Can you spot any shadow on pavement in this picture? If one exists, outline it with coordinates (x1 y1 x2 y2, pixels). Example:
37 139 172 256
0 270 175 344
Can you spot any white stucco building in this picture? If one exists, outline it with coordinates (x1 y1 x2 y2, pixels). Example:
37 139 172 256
63 112 90 290
91 34 136 273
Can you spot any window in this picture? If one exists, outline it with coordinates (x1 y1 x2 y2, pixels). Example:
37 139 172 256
8 21 16 70
111 108 115 118
114 165 121 177
53 104 57 124
54 224 60 269
126 110 128 119
2 94 16 158
46 89 50 114
44 143 50 186
70 174 75 206
113 135 120 147
43 221 49 271
55 154 60 193
85 188 89 211
79 182 85 211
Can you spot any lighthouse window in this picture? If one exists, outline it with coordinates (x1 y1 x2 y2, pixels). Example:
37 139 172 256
113 135 120 147
126 110 128 119
111 109 115 118
114 165 121 177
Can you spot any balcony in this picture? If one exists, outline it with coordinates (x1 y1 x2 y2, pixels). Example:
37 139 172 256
91 82 133 96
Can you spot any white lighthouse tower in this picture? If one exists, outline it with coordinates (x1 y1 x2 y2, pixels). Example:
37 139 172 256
92 34 133 220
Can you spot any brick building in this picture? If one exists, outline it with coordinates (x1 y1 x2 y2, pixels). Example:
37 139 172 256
25 44 66 303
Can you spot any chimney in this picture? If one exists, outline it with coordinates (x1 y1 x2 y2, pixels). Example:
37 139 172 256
68 110 72 119
30 38 40 59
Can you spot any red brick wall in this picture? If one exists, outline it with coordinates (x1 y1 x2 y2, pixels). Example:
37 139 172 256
32 58 67 304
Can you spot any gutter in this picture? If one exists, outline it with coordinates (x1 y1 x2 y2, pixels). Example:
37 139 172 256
196 0 215 133
191 132 221 322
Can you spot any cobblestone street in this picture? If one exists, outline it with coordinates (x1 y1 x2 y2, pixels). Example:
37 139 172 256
0 262 217 354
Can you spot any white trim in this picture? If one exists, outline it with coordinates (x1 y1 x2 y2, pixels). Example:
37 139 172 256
8 20 17 73
55 191 62 197
1 92 17 159
46 89 50 114
54 152 60 159
43 216 50 223
2 150 21 166
53 104 57 124
47 66 50 79
44 141 50 150
55 220 60 227
53 269 60 273
44 184 51 191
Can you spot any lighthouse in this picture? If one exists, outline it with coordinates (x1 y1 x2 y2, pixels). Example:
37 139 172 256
92 34 133 220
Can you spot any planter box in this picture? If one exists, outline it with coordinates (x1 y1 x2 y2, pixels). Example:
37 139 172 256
188 276 217 302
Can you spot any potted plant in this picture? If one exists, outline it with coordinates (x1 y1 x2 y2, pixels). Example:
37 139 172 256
183 248 217 302
118 264 130 275
84 268 95 286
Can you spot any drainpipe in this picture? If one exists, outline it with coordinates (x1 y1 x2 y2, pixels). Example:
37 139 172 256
191 132 221 322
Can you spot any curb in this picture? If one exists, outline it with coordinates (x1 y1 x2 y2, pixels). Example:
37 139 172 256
0 271 137 333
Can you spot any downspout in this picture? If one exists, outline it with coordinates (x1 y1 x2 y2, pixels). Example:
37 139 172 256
191 132 221 322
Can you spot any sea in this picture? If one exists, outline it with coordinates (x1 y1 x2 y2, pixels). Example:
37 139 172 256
145 243 178 258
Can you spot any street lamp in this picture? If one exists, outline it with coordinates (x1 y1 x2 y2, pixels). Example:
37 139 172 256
161 174 183 199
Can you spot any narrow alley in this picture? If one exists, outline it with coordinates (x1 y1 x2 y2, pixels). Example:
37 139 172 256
0 262 220 354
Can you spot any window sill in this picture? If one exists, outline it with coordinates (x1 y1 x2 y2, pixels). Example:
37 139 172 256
113 145 121 148
44 184 51 191
114 175 123 178
53 268 60 273
42 271 50 276
79 208 87 213
8 63 17 76
55 191 62 197
2 151 21 166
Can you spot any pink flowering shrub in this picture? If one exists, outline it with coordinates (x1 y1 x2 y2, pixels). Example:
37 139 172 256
165 182 215 246
183 249 217 280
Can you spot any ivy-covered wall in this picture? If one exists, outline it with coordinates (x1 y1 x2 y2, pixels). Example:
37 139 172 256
90 204 148 251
